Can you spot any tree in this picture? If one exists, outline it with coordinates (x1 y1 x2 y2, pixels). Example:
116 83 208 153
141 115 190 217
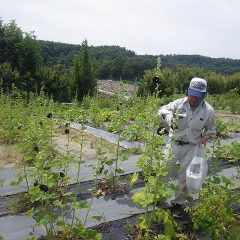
0 19 23 69
19 32 43 100
72 39 96 101
111 55 125 80
98 59 111 79
39 65 71 101
0 62 19 92
0 19 43 99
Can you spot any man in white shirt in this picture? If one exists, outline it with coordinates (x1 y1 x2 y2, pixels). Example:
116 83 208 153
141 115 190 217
158 77 216 205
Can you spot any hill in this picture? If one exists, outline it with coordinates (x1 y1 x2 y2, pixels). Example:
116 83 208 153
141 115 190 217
38 40 240 77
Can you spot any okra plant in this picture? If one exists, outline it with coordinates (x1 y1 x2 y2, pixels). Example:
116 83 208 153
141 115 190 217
131 105 178 238
186 177 240 239
93 84 130 195
0 86 29 143
94 136 128 196
6 98 102 239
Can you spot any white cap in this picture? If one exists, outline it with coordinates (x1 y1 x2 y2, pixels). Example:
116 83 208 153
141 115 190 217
188 77 207 98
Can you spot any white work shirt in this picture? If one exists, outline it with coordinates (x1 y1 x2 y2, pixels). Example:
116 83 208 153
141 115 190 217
158 97 216 144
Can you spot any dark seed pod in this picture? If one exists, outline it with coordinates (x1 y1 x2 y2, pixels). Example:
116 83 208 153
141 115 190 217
17 125 23 130
111 195 116 200
39 121 43 126
152 76 161 84
37 236 45 240
39 184 48 192
34 146 39 152
119 102 123 106
141 229 146 236
156 127 161 135
64 129 70 134
59 171 66 178
33 180 39 187
47 113 52 118
65 122 70 127
116 106 120 111
99 165 104 174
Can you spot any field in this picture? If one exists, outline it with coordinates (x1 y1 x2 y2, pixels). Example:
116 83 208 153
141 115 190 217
0 86 240 240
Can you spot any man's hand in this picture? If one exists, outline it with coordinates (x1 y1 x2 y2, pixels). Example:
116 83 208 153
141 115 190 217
198 135 210 146
163 113 173 127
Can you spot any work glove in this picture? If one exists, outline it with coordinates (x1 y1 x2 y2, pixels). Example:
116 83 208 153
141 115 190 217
165 113 173 127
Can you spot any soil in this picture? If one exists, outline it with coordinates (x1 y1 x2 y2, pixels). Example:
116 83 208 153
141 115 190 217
0 144 20 168
0 123 127 169
53 130 99 162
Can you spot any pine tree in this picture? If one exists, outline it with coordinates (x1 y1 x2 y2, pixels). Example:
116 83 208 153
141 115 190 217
73 39 96 101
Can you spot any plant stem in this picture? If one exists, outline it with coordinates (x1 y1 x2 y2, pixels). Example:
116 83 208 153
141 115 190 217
23 164 29 191
83 196 94 227
50 118 53 147
113 138 120 189
67 131 70 155
71 124 84 228
76 124 84 185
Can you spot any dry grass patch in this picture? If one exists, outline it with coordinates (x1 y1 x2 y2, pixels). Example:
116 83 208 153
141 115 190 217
0 144 20 168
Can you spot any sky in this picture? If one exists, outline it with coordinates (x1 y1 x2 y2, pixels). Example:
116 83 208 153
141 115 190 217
1 0 240 59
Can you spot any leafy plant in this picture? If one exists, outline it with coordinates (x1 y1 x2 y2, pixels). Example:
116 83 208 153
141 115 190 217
216 116 230 138
213 141 240 163
186 177 240 239
227 89 240 114
94 136 128 197
122 113 149 142
131 110 178 238
6 100 102 239
0 86 29 144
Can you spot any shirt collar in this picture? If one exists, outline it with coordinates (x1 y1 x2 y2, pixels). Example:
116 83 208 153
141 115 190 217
183 97 206 108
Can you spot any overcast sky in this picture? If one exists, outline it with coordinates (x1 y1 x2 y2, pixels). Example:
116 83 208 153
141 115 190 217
1 0 240 59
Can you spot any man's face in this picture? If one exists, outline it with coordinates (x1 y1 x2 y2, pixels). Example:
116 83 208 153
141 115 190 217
188 95 202 108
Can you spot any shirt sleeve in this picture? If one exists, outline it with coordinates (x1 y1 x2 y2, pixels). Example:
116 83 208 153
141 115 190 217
158 99 181 117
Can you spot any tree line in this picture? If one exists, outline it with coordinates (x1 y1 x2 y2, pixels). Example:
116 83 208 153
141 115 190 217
0 19 96 102
39 40 240 78
0 18 240 102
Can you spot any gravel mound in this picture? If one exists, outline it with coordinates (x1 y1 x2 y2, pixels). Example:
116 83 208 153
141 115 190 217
98 80 138 97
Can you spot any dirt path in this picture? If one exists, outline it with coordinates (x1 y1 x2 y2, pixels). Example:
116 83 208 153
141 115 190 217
0 126 123 168
0 145 20 168
0 125 101 168
53 135 98 162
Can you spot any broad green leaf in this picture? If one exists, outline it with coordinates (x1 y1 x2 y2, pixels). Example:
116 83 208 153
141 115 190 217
56 219 65 227
54 200 65 209
25 237 37 240
221 175 232 187
130 172 138 188
115 167 124 174
23 155 33 161
164 219 176 237
10 175 24 186
24 208 33 217
132 191 143 205
72 201 89 209
139 217 148 231
91 215 103 222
